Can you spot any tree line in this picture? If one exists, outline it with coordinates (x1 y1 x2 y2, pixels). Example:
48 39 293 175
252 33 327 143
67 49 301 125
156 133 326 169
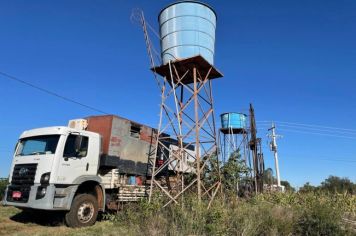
299 175 356 194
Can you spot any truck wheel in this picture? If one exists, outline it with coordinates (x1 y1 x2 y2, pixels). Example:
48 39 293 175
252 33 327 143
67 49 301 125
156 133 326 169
65 193 98 228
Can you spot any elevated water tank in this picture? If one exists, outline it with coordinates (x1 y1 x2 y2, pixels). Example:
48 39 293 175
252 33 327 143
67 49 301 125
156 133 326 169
220 113 247 129
159 1 217 65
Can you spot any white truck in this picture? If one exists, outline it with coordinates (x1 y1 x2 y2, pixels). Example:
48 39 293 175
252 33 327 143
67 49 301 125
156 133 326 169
2 115 194 227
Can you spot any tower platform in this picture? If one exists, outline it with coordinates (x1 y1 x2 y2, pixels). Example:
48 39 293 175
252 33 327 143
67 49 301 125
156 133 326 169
151 55 223 84
220 128 247 135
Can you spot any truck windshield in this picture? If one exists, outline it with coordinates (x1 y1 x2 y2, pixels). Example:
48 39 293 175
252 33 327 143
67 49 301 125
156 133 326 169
16 135 60 156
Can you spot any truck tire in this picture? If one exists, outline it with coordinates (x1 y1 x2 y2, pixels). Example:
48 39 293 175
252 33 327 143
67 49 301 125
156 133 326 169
65 193 98 228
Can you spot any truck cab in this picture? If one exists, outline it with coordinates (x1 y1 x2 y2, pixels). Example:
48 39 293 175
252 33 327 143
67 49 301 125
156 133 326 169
3 126 105 227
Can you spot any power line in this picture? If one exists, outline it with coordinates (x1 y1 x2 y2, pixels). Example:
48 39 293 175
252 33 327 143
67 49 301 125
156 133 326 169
236 123 356 139
277 121 356 132
227 122 356 166
276 124 356 136
257 126 356 142
278 128 356 139
225 124 356 139
318 159 356 163
257 120 356 133
0 71 109 115
256 120 356 139
0 150 13 154
286 156 356 164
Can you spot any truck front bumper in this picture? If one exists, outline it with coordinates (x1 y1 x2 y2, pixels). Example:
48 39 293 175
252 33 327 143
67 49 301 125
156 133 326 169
2 184 77 211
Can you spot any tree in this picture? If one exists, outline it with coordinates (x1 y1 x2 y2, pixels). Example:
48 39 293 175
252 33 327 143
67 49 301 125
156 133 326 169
262 168 295 192
280 180 295 192
201 152 221 188
320 175 355 194
0 178 8 200
263 168 275 185
299 182 317 193
221 150 250 194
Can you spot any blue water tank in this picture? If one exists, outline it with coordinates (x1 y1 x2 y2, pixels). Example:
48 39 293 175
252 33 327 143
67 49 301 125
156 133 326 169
128 176 136 185
159 1 217 65
221 113 247 129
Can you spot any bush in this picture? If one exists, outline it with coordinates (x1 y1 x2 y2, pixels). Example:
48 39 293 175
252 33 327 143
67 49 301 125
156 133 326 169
294 203 342 235
227 200 295 235
0 179 8 200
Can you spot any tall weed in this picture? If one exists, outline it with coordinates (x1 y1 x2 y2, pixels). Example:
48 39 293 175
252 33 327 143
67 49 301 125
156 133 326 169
104 192 355 236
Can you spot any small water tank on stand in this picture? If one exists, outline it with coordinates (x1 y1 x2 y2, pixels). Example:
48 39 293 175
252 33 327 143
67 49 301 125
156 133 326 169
159 1 217 65
220 113 247 130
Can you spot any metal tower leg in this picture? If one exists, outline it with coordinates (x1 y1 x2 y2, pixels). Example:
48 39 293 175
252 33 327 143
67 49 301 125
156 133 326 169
148 56 223 207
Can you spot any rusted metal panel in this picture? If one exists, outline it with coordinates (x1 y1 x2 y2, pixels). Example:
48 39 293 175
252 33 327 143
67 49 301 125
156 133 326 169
86 115 113 155
86 115 157 175
140 125 157 144
86 115 194 176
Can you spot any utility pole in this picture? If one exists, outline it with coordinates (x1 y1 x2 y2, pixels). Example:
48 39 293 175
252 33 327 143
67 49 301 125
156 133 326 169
268 122 282 187
249 105 258 193
249 104 264 193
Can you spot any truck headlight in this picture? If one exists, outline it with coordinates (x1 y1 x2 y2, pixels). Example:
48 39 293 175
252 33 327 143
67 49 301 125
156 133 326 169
40 187 46 196
36 186 47 199
40 172 51 185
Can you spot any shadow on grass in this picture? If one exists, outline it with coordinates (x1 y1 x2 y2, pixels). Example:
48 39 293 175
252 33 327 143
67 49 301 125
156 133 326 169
10 209 66 227
9 209 105 227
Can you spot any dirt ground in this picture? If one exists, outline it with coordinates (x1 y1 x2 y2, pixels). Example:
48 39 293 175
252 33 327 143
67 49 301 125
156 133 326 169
0 206 128 236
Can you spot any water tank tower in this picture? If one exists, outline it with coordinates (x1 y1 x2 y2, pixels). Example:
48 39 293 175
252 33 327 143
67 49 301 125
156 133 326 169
150 1 223 206
219 112 249 164
159 1 217 65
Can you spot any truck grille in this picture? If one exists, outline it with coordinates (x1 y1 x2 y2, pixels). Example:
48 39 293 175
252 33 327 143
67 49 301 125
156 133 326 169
11 164 37 186
6 164 37 203
6 185 31 203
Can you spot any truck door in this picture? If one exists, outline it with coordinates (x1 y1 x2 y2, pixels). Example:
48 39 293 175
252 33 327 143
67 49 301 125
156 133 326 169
56 134 91 184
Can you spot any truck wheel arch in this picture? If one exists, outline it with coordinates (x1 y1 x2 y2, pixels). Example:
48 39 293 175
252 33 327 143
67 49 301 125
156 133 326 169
71 176 105 211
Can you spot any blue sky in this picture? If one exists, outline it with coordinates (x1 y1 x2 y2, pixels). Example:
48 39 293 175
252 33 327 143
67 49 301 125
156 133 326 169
0 0 355 187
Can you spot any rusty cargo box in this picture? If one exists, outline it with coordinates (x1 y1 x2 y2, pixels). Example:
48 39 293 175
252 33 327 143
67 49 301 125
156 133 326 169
86 115 195 176
86 115 157 175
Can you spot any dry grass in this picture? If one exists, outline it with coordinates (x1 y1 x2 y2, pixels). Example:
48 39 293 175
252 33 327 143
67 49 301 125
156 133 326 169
0 206 128 236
